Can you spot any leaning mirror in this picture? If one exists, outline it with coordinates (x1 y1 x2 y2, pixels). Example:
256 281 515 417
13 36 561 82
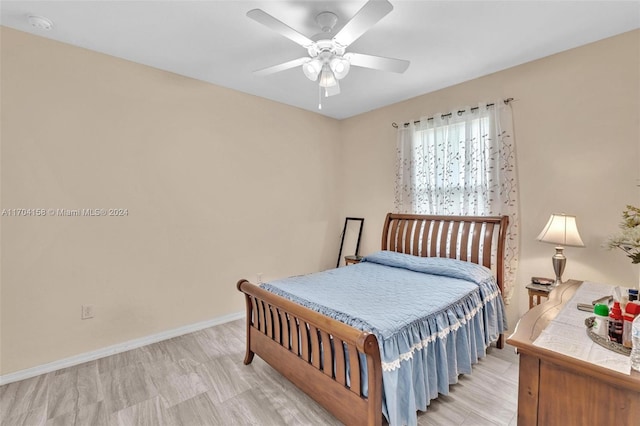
336 217 364 267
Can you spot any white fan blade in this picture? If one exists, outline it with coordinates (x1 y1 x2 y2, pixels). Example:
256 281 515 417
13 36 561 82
345 52 409 73
332 0 393 47
325 81 341 97
253 57 309 76
247 9 314 48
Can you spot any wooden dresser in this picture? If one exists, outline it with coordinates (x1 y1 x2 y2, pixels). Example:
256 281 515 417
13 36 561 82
507 280 640 425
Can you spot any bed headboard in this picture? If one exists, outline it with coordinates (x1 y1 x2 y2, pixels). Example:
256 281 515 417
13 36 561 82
381 213 509 292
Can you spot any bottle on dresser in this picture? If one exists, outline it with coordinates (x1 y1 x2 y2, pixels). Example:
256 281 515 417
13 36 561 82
592 304 609 337
608 301 624 344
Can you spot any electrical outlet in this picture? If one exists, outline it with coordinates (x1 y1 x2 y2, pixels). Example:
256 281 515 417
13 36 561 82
257 273 263 284
81 304 94 320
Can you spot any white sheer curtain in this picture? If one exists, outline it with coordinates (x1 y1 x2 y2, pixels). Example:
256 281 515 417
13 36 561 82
395 102 519 302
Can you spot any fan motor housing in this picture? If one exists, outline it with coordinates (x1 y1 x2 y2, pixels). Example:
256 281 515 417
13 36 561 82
308 40 345 59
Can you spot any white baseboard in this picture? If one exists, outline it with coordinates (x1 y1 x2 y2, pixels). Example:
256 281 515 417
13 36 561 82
0 311 245 386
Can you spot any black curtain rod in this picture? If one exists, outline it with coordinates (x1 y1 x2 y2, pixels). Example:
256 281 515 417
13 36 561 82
392 98 513 128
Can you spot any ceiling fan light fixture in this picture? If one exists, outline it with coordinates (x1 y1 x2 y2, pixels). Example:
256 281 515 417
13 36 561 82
302 59 322 81
330 56 350 80
319 64 337 88
248 0 410 105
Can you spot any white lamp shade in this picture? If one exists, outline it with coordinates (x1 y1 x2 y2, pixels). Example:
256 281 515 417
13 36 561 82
319 64 337 88
536 214 585 247
302 59 322 81
330 56 350 80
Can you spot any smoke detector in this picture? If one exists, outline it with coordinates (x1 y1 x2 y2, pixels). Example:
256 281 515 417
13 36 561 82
27 15 54 31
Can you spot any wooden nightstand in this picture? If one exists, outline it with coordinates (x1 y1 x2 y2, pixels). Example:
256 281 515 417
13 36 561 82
526 283 552 309
344 255 363 265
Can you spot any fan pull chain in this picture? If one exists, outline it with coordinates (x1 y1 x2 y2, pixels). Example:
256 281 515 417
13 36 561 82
318 84 322 110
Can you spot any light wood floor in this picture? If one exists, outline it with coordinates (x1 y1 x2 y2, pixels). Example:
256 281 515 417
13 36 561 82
0 319 519 425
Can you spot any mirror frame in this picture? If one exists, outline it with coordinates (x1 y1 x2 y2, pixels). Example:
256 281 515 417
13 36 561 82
336 217 364 268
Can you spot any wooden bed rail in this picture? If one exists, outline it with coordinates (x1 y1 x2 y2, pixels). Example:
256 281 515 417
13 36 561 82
237 279 383 426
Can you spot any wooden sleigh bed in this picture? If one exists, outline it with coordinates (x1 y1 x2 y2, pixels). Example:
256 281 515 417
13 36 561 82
237 213 509 426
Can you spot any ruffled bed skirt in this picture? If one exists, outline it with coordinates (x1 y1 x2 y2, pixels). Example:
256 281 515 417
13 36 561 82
380 283 506 426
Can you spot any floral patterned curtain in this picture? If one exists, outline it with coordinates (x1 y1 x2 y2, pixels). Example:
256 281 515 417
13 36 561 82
395 102 519 302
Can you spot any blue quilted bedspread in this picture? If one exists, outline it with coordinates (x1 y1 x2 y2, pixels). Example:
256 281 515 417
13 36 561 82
261 250 507 426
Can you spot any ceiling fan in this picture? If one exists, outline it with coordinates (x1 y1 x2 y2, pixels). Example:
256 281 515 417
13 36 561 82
247 0 410 106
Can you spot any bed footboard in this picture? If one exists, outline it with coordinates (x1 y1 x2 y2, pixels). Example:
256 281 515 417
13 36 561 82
237 279 383 426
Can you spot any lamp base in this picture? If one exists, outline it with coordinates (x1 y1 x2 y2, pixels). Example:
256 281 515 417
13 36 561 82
551 246 566 287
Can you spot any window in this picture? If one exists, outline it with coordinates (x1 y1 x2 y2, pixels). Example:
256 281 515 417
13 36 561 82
396 108 496 216
395 102 519 301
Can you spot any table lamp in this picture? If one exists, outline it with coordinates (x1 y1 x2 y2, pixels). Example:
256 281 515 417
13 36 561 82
536 213 585 286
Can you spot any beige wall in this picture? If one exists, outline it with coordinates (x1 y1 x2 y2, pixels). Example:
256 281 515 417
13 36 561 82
0 27 343 374
2 26 639 375
339 29 640 328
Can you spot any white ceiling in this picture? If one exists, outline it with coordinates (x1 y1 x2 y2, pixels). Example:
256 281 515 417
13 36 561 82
2 1 639 119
